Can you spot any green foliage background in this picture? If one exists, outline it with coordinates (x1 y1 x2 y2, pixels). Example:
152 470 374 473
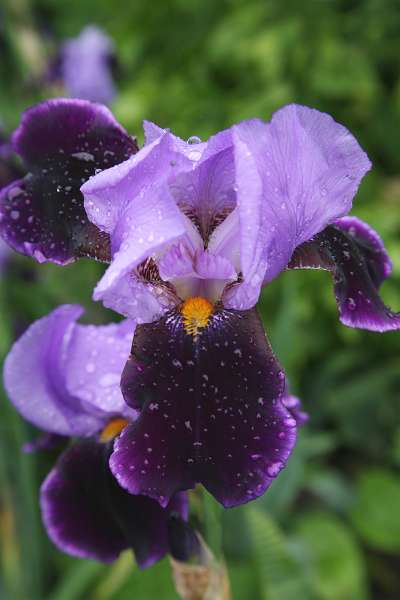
0 0 399 598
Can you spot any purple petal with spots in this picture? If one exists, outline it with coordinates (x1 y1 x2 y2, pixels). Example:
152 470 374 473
41 440 188 566
289 218 400 331
110 308 297 508
4 304 135 436
334 216 392 285
224 105 371 309
0 99 136 263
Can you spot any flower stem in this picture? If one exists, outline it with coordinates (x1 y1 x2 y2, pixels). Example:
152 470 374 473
170 490 231 599
202 489 224 559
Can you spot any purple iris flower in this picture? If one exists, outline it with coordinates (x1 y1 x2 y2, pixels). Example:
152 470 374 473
4 304 188 566
1 99 398 511
57 26 117 105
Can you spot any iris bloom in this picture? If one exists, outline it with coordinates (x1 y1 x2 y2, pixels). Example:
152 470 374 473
51 26 117 105
1 99 398 511
4 304 188 566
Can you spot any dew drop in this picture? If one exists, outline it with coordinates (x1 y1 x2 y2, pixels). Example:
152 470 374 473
347 297 357 311
187 135 201 145
99 372 120 386
251 453 262 460
72 151 95 162
267 461 283 477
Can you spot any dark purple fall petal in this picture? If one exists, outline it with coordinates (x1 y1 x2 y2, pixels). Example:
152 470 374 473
334 216 392 286
289 217 400 331
40 440 188 567
0 99 137 263
110 308 297 508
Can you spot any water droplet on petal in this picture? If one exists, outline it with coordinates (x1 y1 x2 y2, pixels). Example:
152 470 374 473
347 297 357 311
99 373 120 387
267 461 283 477
187 135 201 145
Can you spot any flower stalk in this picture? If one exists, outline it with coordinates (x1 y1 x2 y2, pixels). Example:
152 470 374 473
170 537 230 600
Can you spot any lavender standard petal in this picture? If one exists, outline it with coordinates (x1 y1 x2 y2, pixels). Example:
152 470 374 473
82 134 192 318
82 133 189 235
169 145 236 243
143 120 207 159
93 181 187 305
4 305 99 435
4 305 135 435
111 308 297 508
65 318 135 418
226 105 371 309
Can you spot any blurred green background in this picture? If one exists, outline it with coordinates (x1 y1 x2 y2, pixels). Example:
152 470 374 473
0 0 399 598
